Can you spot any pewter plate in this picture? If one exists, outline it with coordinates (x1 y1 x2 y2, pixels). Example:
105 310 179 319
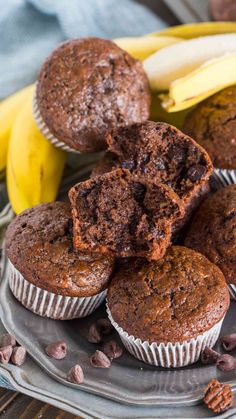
1 164 236 408
1 250 236 407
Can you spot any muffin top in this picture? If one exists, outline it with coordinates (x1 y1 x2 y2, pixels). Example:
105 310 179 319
36 37 150 153
69 168 183 261
91 121 213 205
6 202 114 297
185 185 236 285
183 86 236 169
108 246 229 343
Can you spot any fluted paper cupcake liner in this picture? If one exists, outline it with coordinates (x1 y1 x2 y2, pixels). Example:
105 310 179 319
32 87 80 154
211 168 236 189
228 284 236 300
107 305 223 368
8 260 106 320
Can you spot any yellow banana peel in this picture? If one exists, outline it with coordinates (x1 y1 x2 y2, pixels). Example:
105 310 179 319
114 35 183 60
7 96 66 214
159 53 236 112
0 84 34 174
147 21 236 39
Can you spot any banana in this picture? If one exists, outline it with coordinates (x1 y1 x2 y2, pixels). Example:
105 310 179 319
159 54 236 112
0 84 34 175
144 33 236 91
114 35 183 60
147 21 236 39
7 95 66 214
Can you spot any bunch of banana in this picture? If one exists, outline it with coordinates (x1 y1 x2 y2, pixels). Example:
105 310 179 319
114 35 183 60
7 92 66 214
0 84 35 178
114 22 236 117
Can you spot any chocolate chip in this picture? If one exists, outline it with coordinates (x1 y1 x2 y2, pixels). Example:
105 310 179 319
201 347 220 364
45 341 67 360
221 334 236 352
121 160 135 171
167 145 186 163
67 364 84 384
11 346 26 366
187 164 206 182
0 334 16 348
154 157 165 170
0 346 13 364
96 319 113 336
216 354 236 372
90 350 111 368
102 340 123 359
87 323 102 344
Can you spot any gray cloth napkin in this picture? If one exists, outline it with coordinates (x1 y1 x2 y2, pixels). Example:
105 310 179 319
0 0 165 99
0 0 165 390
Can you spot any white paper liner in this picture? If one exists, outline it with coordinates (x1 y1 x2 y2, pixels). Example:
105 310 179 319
107 305 224 368
228 284 236 300
8 260 106 320
32 87 80 154
211 168 236 189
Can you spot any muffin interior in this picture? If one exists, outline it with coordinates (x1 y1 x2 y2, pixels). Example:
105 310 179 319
69 169 183 258
105 122 212 200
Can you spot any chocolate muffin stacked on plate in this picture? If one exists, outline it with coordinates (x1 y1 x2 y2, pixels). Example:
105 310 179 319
92 121 213 232
185 185 236 299
33 37 151 153
183 85 236 187
6 202 114 319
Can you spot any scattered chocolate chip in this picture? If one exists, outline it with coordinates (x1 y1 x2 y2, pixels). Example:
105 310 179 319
90 350 111 368
187 164 206 182
87 323 102 344
102 340 123 359
201 347 220 364
11 346 26 366
96 319 113 336
216 354 236 372
0 334 16 348
67 364 84 384
88 319 113 343
204 379 233 413
45 341 67 360
0 346 13 364
221 334 236 352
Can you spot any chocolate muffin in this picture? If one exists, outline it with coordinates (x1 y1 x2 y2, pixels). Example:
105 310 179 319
91 121 213 230
6 202 114 319
35 38 151 153
107 246 229 367
69 168 184 260
183 86 236 169
185 185 236 286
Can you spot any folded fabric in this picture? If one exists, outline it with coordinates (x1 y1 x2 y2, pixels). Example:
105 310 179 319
0 0 165 99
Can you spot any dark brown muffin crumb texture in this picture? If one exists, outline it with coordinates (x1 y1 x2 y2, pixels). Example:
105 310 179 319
69 168 184 260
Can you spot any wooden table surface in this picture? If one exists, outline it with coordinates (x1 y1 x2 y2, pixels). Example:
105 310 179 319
0 2 179 418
